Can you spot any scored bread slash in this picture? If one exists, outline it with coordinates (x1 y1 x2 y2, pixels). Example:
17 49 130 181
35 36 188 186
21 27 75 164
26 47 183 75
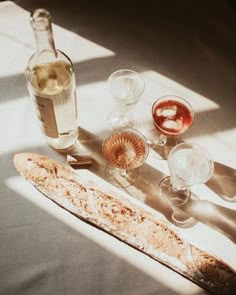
13 152 236 295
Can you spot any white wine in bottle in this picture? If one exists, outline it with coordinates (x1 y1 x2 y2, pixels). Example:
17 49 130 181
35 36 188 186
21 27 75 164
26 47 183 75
25 9 78 150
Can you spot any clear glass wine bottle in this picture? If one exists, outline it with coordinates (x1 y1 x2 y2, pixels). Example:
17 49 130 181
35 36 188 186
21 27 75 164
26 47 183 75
25 8 79 150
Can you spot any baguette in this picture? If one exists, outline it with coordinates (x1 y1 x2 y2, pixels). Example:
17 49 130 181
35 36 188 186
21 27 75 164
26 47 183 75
13 152 236 294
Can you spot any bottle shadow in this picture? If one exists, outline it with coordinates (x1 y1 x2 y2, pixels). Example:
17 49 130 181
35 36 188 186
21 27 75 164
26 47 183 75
71 127 236 244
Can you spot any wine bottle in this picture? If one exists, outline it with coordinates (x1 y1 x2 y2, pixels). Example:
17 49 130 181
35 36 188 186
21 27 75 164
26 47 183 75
25 8 78 150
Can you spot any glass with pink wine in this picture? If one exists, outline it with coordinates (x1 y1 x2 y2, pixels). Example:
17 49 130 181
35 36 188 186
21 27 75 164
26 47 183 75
147 95 194 159
102 129 149 188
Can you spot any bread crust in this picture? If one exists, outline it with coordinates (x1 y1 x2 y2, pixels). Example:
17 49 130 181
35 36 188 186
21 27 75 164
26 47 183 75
13 152 236 294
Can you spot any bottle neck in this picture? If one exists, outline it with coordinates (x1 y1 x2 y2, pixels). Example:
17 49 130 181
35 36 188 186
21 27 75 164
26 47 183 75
31 9 57 58
34 27 57 57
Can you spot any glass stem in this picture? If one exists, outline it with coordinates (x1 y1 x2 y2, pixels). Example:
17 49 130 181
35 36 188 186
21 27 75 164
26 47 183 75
168 177 191 206
117 105 128 115
120 169 129 177
170 178 183 191
156 134 167 146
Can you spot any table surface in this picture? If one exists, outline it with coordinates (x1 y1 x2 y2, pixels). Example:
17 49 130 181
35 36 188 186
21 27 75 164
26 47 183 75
1 1 236 294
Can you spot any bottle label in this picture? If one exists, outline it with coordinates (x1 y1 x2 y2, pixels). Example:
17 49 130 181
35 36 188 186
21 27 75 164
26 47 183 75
33 95 59 138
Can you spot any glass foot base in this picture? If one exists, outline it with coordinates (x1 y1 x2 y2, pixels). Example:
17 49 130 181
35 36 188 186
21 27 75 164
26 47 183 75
159 176 190 206
104 164 138 188
146 128 180 160
107 110 136 130
159 176 196 228
171 211 197 228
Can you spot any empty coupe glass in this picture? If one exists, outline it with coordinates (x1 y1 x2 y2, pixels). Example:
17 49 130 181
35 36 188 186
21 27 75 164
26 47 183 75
106 69 145 130
158 142 214 226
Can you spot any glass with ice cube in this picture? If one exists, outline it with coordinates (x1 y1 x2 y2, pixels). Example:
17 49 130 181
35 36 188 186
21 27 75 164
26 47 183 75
158 142 214 226
147 95 194 159
106 69 145 130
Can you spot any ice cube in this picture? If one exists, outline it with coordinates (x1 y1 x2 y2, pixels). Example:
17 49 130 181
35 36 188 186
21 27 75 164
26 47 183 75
170 150 194 186
156 108 162 117
162 119 178 130
170 149 211 186
156 105 177 118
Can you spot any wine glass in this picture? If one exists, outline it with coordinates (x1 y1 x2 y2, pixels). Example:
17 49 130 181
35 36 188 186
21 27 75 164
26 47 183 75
147 95 194 159
158 142 214 227
102 129 149 188
106 69 145 130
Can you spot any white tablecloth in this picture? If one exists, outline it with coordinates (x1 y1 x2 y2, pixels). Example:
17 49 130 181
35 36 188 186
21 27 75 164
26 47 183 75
1 1 236 294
